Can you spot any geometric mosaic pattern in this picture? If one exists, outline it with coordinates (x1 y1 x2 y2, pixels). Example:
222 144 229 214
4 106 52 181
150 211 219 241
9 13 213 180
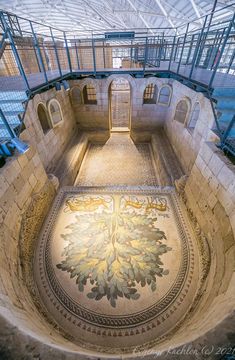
75 134 159 186
34 186 200 354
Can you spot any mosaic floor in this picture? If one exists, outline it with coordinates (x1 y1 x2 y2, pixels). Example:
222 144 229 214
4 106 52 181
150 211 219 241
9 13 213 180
34 187 200 354
75 134 158 186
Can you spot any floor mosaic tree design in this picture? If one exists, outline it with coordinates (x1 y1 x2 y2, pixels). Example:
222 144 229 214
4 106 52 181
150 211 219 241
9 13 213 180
57 196 172 307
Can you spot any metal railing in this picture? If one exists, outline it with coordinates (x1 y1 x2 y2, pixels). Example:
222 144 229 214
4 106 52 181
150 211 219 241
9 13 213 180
0 3 235 155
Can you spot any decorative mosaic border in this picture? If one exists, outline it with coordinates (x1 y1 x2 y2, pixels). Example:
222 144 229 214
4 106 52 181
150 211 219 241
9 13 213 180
36 186 195 333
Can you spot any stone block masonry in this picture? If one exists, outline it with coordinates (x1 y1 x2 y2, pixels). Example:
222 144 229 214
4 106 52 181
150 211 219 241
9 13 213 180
171 141 235 354
0 75 234 359
22 86 77 171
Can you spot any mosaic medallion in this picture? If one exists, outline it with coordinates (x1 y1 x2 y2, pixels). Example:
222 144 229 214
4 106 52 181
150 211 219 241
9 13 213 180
34 187 200 353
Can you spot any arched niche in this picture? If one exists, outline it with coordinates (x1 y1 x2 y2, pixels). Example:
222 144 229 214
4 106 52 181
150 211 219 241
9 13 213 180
188 102 200 131
82 84 97 105
48 98 64 127
143 83 158 104
174 98 191 125
37 102 51 134
158 85 172 106
70 86 82 106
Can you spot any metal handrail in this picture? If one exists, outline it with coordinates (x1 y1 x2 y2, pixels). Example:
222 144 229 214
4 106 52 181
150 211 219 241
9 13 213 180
0 4 235 156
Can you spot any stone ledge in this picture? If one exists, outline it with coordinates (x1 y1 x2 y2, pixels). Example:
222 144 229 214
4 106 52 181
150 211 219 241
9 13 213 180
53 132 89 187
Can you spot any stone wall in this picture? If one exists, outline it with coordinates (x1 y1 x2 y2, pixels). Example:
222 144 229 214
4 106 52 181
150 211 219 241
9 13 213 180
69 75 171 141
21 87 77 171
0 140 234 359
130 78 172 141
161 141 235 355
151 131 184 185
164 80 219 173
0 144 99 360
0 76 234 359
0 150 55 355
69 77 109 135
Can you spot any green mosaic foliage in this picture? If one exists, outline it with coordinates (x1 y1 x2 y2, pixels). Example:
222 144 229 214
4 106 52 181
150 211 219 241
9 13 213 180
57 199 171 308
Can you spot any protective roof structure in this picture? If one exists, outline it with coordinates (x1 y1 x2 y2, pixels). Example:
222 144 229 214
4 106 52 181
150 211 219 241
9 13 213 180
0 0 234 36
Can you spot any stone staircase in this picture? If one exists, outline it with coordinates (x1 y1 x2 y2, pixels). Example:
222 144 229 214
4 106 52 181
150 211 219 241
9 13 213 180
213 87 235 154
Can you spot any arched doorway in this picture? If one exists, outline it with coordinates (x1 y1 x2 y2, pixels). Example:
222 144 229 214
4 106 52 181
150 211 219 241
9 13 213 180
109 78 131 131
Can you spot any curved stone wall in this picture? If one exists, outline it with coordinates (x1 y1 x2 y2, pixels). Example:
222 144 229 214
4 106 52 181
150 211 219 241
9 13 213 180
0 76 234 359
175 143 235 341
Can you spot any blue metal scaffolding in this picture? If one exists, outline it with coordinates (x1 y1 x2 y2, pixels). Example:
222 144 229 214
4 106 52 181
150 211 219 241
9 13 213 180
0 3 235 156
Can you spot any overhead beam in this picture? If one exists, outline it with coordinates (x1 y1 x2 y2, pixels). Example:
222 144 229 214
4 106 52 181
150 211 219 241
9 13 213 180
114 9 201 27
190 0 203 24
54 5 90 31
199 0 235 12
40 0 63 23
82 0 115 28
126 0 154 34
153 0 178 33
100 0 128 28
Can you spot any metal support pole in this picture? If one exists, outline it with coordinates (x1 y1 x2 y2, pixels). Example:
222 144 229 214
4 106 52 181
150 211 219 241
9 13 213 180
74 37 80 70
195 0 218 68
42 42 50 71
130 39 133 64
0 108 15 139
153 38 157 66
174 37 180 61
16 16 22 37
168 35 176 71
92 37 96 75
159 38 163 66
64 31 72 73
143 36 148 75
209 13 235 88
186 34 195 65
207 0 218 30
210 28 225 70
227 48 235 73
102 40 106 69
207 29 220 70
177 23 189 74
50 27 62 77
161 32 165 61
152 37 156 65
30 21 48 84
0 13 30 92
8 31 31 91
33 45 41 72
189 15 208 79
208 95 223 139
221 115 235 144
136 46 138 63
